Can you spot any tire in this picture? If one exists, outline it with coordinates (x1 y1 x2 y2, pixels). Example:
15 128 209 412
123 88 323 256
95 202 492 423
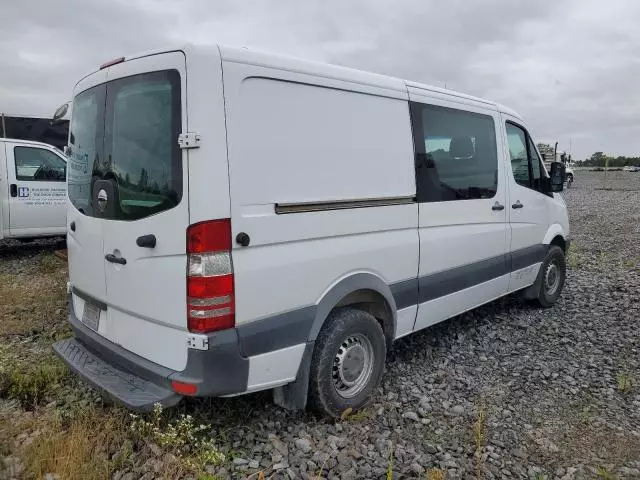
533 245 566 307
308 308 386 417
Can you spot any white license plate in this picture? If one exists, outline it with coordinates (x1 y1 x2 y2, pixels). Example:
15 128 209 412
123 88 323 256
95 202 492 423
81 302 101 331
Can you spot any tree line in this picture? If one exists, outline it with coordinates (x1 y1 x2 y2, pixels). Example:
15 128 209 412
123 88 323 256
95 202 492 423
535 143 639 167
578 152 640 167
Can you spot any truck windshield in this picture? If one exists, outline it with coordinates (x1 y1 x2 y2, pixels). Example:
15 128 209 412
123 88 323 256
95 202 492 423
67 70 182 220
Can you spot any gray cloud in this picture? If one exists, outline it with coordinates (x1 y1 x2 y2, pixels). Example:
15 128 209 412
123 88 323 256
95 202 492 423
1 0 638 158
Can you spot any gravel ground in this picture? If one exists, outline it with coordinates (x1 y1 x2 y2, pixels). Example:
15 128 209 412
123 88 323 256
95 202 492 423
1 171 639 479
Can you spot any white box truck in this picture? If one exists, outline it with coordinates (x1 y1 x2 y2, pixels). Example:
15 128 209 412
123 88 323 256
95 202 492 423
0 138 67 241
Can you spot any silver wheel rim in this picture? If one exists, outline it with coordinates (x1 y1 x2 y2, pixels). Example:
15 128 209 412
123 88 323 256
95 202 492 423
332 333 375 399
544 260 560 295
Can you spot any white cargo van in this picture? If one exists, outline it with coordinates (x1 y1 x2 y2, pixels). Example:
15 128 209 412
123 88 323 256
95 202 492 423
54 45 570 416
0 138 67 241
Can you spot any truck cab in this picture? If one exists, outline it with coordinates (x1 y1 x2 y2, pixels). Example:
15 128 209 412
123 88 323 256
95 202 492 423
0 138 68 241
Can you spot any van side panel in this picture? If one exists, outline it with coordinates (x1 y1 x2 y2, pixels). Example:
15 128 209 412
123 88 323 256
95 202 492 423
222 62 419 334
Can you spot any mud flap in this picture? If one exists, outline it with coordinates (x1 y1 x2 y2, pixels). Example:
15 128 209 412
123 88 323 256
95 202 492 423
273 341 314 410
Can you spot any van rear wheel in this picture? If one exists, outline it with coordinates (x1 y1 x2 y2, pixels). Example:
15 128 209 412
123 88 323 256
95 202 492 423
308 308 386 417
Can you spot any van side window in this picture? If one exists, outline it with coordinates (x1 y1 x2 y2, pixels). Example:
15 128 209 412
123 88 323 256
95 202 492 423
410 103 498 202
14 147 66 182
506 123 544 191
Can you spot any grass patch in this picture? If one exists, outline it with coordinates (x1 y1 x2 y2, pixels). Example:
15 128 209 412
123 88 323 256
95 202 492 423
38 253 65 274
0 360 67 409
130 403 226 476
22 406 131 480
0 258 67 337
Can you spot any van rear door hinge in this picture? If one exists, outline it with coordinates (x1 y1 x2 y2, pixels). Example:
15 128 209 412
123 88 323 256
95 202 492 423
178 132 201 149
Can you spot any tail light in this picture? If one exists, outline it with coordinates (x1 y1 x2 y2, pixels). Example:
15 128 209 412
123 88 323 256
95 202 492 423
186 219 235 333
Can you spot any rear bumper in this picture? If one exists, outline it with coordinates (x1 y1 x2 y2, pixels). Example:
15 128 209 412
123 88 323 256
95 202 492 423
53 295 249 411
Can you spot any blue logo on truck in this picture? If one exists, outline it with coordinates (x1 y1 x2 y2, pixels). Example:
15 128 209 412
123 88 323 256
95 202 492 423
18 187 29 198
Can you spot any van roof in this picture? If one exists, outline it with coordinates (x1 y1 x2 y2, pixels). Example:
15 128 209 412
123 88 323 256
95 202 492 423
85 44 524 118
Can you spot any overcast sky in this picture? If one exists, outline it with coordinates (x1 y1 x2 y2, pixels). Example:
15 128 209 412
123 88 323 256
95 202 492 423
1 0 639 159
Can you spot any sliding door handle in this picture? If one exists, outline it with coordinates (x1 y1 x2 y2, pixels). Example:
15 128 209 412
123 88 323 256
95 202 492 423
512 201 524 209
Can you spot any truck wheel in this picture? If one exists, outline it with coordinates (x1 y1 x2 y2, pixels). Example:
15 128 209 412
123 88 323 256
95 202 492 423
534 245 566 308
308 308 386 417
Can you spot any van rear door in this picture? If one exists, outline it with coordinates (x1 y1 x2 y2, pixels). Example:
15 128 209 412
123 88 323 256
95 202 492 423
67 69 108 303
68 51 190 371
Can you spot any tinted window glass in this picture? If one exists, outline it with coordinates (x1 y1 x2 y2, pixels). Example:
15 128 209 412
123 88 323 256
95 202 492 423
105 71 182 220
506 123 530 188
14 147 66 181
68 70 181 220
411 103 498 202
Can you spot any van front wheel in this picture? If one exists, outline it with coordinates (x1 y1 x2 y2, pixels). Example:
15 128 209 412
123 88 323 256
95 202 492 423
534 245 566 307
308 308 386 417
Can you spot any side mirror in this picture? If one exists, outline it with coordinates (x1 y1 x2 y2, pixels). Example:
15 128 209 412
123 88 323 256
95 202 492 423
549 161 565 192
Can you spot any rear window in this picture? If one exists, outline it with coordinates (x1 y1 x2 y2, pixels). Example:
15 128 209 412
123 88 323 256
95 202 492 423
68 70 182 220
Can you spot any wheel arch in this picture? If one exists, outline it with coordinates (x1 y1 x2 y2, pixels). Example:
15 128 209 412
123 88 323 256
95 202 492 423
543 224 568 252
309 272 397 350
273 272 398 411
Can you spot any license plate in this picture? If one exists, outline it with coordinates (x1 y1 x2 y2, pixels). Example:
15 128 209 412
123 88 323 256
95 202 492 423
81 302 101 331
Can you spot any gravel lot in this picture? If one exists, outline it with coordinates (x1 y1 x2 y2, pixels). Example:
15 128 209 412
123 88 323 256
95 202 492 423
1 171 639 480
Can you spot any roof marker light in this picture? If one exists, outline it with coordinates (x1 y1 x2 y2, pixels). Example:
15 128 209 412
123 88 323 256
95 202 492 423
99 57 125 70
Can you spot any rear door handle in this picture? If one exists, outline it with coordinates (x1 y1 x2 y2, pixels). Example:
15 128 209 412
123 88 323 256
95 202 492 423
105 253 127 265
136 234 156 248
10 184 17 197
492 202 505 211
512 201 524 209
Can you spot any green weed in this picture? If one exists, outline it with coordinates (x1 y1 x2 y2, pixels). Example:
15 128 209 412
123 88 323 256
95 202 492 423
595 466 617 480
426 468 446 480
473 402 487 480
567 243 580 269
38 253 64 274
0 361 67 408
617 373 633 393
130 403 226 475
